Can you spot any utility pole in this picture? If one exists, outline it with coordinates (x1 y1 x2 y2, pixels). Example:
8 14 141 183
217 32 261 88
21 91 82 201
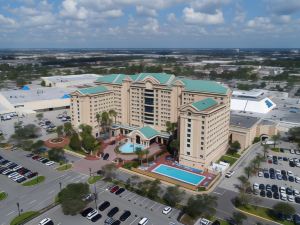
16 202 20 216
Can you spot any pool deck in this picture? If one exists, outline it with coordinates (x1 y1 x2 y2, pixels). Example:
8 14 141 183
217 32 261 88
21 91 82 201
146 153 217 187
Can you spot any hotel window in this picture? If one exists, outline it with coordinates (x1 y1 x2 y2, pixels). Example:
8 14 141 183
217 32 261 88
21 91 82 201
186 151 190 155
187 124 191 128
187 128 191 133
187 133 191 137
187 139 190 143
187 143 190 147
188 119 191 122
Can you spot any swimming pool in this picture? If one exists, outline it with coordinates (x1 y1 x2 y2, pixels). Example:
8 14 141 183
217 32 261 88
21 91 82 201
119 142 145 153
152 164 205 186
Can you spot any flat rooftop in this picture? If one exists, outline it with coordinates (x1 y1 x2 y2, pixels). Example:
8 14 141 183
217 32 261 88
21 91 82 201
230 114 260 129
42 74 101 82
0 87 75 104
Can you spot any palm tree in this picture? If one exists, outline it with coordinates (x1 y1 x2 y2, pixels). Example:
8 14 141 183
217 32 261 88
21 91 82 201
262 144 269 158
166 121 177 135
244 166 252 179
144 149 150 166
101 111 112 135
135 148 145 165
96 113 101 136
109 109 118 124
272 134 280 148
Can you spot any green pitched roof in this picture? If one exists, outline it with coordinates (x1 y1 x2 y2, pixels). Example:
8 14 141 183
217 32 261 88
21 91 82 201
78 86 109 95
96 74 127 84
138 126 159 139
135 73 174 85
191 98 218 111
177 78 228 95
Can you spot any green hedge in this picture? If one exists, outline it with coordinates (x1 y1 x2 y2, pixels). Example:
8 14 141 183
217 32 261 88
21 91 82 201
22 176 45 186
10 211 40 225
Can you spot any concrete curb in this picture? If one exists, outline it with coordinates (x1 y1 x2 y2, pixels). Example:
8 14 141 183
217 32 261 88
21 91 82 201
64 148 85 159
235 207 282 225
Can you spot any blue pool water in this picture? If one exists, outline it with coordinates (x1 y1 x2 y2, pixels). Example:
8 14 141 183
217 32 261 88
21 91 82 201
152 164 205 186
119 142 145 153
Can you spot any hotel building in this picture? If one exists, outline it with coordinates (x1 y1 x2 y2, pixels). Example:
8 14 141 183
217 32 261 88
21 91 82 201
70 73 231 168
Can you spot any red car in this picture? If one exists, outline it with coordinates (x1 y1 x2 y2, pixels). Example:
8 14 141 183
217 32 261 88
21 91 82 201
32 155 40 160
110 185 119 193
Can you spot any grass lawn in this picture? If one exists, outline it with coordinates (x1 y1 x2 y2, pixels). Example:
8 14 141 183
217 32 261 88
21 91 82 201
10 211 40 225
226 152 241 158
238 205 293 225
56 163 72 171
218 155 238 165
0 191 7 200
22 176 45 186
180 214 196 225
271 147 280 152
64 145 87 156
88 175 102 184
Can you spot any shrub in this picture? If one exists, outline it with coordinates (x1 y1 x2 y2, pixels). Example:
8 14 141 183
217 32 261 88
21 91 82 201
123 161 139 170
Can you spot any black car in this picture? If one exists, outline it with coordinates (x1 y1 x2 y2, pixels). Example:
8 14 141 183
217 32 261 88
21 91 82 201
99 201 110 211
273 192 279 199
264 173 270 178
266 191 272 198
91 214 102 222
281 170 286 175
272 156 277 160
16 177 26 183
81 207 94 217
41 159 49 164
260 190 266 197
270 173 276 179
290 161 295 167
286 187 293 195
273 160 278 165
283 157 288 161
115 188 125 195
119 210 131 221
282 175 288 181
271 185 278 192
289 176 295 182
103 153 109 160
269 168 275 173
107 207 119 217
111 221 121 225
259 184 265 190
296 197 300 204
293 214 300 225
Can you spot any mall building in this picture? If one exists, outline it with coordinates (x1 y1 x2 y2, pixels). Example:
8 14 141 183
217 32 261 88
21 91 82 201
70 73 231 168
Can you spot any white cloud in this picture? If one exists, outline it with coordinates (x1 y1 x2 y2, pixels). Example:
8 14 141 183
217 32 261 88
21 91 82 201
266 0 300 15
101 9 123 18
247 17 274 30
183 7 224 25
143 18 159 33
136 6 157 17
60 0 88 20
0 14 17 27
191 0 231 13
167 13 177 22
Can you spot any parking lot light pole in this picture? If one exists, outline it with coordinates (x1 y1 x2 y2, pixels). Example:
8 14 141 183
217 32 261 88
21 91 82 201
16 202 20 216
59 182 62 191
89 168 92 177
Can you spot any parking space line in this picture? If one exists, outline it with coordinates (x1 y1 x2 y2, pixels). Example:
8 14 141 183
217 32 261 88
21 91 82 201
28 200 37 204
122 192 132 198
129 217 139 225
48 190 55 195
127 193 137 200
6 210 15 216
149 202 157 210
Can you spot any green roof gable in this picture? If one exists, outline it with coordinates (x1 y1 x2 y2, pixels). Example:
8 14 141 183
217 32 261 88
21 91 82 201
191 98 218 111
96 74 127 84
135 73 174 85
138 126 159 139
178 78 228 95
78 86 109 95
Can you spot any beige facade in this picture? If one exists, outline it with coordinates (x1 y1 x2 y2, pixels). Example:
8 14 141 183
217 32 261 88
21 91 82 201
70 73 231 167
230 115 278 150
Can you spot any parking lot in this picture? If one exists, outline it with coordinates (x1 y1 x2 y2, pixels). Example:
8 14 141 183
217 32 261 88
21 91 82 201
29 179 182 225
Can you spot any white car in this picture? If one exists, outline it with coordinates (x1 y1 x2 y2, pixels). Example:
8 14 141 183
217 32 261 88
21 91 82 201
86 209 98 220
39 218 54 225
290 149 295 154
295 176 300 183
287 171 294 176
8 172 19 178
253 183 259 190
281 193 287 201
294 189 300 196
12 165 22 171
288 195 295 202
199 218 212 225
162 206 172 215
258 171 263 177
295 150 300 155
12 175 23 181
280 187 286 194
2 169 12 175
45 161 55 166
225 170 235 178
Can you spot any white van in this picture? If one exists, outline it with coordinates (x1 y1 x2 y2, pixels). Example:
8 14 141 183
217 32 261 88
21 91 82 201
138 217 149 225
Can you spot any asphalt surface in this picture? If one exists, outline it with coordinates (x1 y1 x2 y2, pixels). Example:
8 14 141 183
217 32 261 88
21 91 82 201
0 148 87 225
28 180 182 225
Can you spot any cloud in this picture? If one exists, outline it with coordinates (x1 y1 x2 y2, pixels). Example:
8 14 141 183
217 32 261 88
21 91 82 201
136 6 157 17
266 0 300 15
143 18 159 33
191 0 231 13
183 7 224 25
247 17 274 30
60 0 88 20
0 14 17 27
101 9 123 18
167 13 177 22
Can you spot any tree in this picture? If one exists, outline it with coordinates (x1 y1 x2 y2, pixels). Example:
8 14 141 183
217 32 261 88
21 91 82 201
96 113 102 136
36 113 43 121
109 109 118 124
244 166 252 179
58 183 90 215
237 175 251 193
31 140 44 153
271 134 280 148
81 134 97 154
147 179 161 200
63 122 73 136
79 124 93 137
169 139 179 159
135 148 145 165
232 212 247 225
101 111 112 135
144 149 149 166
273 202 295 216
40 80 46 86
48 148 65 162
163 185 185 207
229 141 241 153
166 121 177 135
184 194 218 219
262 145 269 158
69 133 81 151
12 124 40 142
56 125 64 138
102 164 116 180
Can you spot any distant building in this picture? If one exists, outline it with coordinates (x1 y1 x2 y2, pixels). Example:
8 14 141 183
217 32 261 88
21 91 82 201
70 73 231 168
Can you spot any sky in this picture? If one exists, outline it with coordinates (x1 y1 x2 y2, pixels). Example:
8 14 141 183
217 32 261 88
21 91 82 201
0 0 300 48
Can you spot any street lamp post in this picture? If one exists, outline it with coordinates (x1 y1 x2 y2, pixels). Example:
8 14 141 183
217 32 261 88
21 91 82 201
59 182 62 191
16 202 20 216
89 168 92 177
